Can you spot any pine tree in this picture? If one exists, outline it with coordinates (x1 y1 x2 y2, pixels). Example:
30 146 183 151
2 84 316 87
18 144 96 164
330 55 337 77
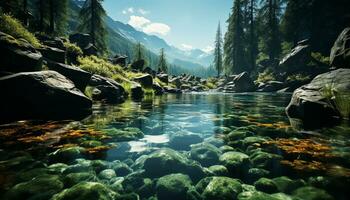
213 22 223 77
157 48 168 73
260 0 281 60
224 0 246 74
248 0 258 72
78 0 108 53
134 42 145 61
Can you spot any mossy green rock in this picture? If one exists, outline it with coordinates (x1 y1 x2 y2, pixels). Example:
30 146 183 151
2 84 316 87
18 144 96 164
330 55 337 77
141 148 205 181
238 191 280 200
99 169 117 180
219 151 250 176
273 176 306 194
63 172 97 187
201 176 242 200
49 147 86 164
254 178 278 194
247 168 270 183
190 143 221 167
4 175 63 200
51 182 118 200
104 127 144 142
156 173 193 200
208 165 229 176
250 151 282 170
292 186 334 200
169 132 203 150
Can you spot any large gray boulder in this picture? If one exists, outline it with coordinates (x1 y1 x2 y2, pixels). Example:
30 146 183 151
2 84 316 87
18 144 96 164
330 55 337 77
0 71 92 122
38 45 66 63
279 42 311 74
286 68 350 129
224 72 256 92
89 74 126 103
0 31 43 73
330 27 350 69
133 74 153 88
47 62 91 91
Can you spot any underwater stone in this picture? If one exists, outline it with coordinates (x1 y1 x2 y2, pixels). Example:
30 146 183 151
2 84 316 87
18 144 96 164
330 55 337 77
238 191 280 200
247 168 270 184
250 151 282 171
91 160 110 173
208 165 229 176
190 142 221 167
156 173 193 200
201 176 242 200
63 172 97 187
99 169 117 180
169 132 203 150
48 146 86 164
51 182 118 200
254 178 278 194
214 126 232 134
273 176 306 194
292 186 334 200
4 175 64 200
111 161 133 176
219 151 251 177
141 148 206 181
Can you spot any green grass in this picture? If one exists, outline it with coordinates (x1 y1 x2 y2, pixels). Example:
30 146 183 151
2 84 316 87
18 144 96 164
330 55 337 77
84 86 95 99
64 42 83 56
0 14 41 48
77 56 124 78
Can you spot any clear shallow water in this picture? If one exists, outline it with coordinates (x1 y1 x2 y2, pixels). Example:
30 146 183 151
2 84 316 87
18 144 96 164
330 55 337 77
0 93 350 200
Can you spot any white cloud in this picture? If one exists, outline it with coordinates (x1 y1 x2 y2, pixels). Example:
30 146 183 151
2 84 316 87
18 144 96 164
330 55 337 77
128 15 151 29
202 45 214 53
122 7 134 15
138 8 150 15
180 44 194 51
143 23 171 36
128 16 171 36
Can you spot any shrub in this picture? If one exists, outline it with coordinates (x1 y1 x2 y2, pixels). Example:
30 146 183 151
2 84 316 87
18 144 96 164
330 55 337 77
64 42 83 64
0 14 41 48
257 69 276 83
77 56 124 78
311 52 330 65
287 74 310 82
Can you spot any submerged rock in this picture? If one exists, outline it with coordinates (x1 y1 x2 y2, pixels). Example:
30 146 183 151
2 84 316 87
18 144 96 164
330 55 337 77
63 172 97 187
254 178 278 194
219 151 251 177
190 143 221 167
104 127 144 142
292 186 334 200
200 176 242 200
169 132 203 150
208 165 229 176
48 146 86 164
139 148 205 181
238 191 280 200
0 71 92 122
4 175 64 200
156 173 193 200
98 169 117 180
52 182 118 200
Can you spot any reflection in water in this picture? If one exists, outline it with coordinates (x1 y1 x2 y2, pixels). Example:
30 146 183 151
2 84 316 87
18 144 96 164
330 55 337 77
0 93 350 200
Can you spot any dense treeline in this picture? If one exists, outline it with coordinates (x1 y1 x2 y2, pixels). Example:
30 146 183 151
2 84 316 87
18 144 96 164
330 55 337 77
218 0 350 77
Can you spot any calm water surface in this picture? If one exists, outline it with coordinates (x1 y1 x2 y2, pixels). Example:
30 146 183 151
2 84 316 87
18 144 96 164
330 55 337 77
0 93 349 200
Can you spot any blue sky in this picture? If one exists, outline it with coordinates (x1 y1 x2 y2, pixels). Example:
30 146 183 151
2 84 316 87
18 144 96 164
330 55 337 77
103 0 232 52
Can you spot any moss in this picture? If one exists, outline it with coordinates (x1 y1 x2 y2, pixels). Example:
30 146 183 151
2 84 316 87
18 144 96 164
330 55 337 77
84 86 94 99
257 69 276 83
0 14 41 48
287 74 310 82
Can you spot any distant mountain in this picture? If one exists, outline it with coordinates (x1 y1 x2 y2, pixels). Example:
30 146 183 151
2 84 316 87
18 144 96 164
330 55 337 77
70 0 213 71
105 17 214 68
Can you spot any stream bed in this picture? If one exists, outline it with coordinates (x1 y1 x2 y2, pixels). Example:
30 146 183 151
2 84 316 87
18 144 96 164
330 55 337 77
0 93 349 200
